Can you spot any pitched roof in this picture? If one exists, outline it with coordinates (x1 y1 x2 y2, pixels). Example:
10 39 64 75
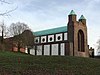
79 15 86 19
33 26 67 36
69 10 76 15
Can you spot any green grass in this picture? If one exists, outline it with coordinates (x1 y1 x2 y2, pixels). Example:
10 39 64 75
0 51 100 75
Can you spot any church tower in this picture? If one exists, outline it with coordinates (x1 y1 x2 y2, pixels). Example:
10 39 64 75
67 10 89 57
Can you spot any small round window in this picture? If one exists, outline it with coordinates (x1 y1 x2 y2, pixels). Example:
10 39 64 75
35 39 38 43
57 36 61 40
50 37 52 41
42 38 45 42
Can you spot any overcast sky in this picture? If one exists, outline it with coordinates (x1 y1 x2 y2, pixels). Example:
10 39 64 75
0 0 100 55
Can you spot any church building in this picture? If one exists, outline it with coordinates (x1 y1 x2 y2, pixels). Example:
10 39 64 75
30 10 90 57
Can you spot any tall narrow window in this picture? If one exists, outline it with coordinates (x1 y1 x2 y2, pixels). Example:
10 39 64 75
78 30 85 52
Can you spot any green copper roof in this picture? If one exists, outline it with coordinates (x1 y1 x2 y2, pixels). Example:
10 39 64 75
79 15 86 19
69 10 76 15
33 26 67 36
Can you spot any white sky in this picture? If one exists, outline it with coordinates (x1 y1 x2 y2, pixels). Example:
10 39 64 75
0 0 100 55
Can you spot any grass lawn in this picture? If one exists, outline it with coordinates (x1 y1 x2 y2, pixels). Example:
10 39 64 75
0 51 100 75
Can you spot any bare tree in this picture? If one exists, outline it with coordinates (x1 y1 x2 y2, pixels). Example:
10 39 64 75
9 22 30 52
96 38 100 55
0 0 17 43
0 0 17 40
9 22 29 36
0 20 8 43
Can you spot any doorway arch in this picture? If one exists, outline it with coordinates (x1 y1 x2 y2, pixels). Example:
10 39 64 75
78 30 85 52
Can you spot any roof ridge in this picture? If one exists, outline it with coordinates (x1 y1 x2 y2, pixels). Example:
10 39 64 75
33 26 67 36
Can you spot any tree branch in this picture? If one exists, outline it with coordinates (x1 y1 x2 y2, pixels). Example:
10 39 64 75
0 0 11 4
0 7 18 16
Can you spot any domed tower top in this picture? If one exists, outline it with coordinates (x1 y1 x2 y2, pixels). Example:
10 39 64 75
79 15 86 20
69 10 76 15
79 15 86 25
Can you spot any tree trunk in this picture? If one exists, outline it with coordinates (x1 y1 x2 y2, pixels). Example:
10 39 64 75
1 30 4 44
18 42 20 52
28 48 30 54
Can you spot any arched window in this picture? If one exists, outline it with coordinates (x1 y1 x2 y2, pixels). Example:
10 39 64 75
78 30 85 52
